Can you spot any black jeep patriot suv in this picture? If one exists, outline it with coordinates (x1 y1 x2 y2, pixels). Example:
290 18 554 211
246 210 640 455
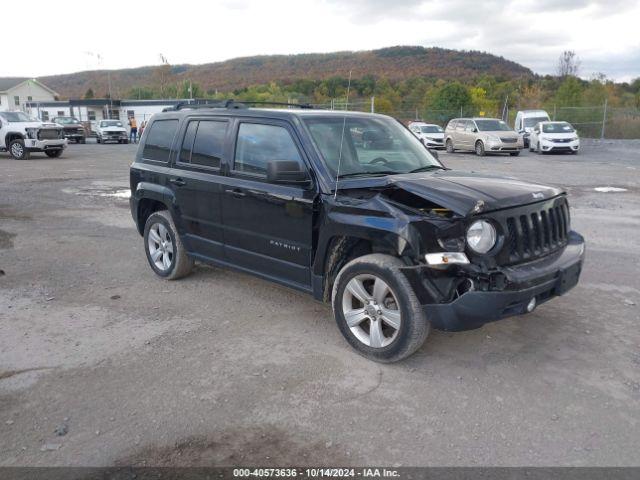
130 101 585 362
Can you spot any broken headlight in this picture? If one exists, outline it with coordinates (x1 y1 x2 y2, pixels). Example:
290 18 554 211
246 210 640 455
25 128 38 139
466 220 497 254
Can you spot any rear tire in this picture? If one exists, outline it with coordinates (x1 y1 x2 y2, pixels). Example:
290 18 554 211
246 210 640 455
332 254 430 363
8 139 30 160
475 140 486 156
445 139 454 153
143 210 194 280
96 137 101 144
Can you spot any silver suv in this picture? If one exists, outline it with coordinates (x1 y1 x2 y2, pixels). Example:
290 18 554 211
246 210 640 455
445 118 523 156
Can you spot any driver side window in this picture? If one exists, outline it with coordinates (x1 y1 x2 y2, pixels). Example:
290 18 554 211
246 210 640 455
234 123 302 177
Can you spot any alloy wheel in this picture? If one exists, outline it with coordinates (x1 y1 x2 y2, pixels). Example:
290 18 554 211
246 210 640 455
147 222 174 272
341 274 401 348
10 143 24 158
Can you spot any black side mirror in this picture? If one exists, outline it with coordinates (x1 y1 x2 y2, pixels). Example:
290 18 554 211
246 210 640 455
266 160 310 185
472 128 478 133
428 148 439 160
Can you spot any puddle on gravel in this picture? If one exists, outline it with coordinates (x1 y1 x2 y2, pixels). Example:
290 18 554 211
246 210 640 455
62 185 131 199
594 186 628 193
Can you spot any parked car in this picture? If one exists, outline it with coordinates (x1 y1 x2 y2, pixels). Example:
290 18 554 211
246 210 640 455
95 119 128 144
445 118 523 156
529 121 580 154
408 122 445 149
129 102 585 362
0 111 66 159
514 110 550 147
51 116 86 143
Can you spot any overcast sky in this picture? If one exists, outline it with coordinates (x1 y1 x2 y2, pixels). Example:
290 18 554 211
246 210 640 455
5 0 639 82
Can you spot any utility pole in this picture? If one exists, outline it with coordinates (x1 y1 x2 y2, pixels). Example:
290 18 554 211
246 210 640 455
601 98 608 140
370 96 375 113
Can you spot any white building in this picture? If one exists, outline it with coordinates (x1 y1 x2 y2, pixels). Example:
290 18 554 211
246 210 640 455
26 98 200 128
0 78 58 112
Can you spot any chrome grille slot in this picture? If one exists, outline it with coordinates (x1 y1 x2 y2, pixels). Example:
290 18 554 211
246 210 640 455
38 129 60 140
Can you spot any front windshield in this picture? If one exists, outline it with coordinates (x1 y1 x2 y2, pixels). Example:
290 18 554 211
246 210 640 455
475 119 512 132
304 115 442 178
542 122 575 133
420 125 443 133
55 117 80 125
101 120 123 127
524 116 549 128
0 111 33 122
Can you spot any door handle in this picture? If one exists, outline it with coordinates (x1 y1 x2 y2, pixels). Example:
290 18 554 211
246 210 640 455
169 178 186 187
224 188 246 198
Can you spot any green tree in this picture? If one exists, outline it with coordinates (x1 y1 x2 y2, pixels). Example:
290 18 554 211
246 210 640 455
428 82 472 111
555 76 584 106
84 88 94 99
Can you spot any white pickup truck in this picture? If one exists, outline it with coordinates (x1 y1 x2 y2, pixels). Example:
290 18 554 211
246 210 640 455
0 111 67 159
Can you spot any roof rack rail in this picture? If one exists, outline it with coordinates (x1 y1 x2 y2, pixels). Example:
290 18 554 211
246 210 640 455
168 99 316 111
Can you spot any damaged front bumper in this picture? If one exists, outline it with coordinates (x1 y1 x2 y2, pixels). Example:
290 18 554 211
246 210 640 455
404 231 585 331
24 138 67 152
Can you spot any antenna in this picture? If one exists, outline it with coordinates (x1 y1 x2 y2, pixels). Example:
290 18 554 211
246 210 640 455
334 70 352 199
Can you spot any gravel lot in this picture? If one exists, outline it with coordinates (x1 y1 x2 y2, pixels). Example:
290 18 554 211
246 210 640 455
0 139 639 467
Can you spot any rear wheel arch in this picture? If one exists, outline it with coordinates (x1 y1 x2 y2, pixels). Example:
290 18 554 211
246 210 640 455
137 198 169 236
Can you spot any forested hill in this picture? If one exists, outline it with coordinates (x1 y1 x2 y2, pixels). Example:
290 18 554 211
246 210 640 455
35 46 533 99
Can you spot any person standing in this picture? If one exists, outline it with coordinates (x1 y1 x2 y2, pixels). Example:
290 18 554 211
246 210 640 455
128 116 138 144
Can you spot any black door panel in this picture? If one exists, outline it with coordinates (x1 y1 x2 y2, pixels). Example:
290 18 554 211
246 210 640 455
221 119 317 289
167 119 229 260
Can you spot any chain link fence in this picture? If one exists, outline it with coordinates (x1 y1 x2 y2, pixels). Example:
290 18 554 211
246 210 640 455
309 96 640 139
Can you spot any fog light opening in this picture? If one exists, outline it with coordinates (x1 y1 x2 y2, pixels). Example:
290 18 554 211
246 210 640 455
526 297 537 313
456 279 475 298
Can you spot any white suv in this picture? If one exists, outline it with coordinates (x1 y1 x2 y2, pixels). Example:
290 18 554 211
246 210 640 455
408 122 445 149
0 111 67 159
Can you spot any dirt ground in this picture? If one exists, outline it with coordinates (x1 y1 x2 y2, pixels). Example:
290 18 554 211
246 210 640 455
0 138 639 466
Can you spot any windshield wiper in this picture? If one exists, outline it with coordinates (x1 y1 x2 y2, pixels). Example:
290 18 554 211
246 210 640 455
337 171 399 179
407 165 445 173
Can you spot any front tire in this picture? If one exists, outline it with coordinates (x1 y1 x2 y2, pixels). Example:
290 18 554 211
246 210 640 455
9 139 30 160
332 254 430 363
509 151 520 156
143 210 194 280
45 149 63 158
475 140 486 156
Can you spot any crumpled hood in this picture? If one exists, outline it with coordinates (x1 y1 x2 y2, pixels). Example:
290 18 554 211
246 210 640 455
339 171 564 216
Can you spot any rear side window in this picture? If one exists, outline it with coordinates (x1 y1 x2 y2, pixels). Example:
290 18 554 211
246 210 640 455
142 119 178 162
456 120 467 131
234 123 301 176
447 120 457 130
191 121 227 168
179 121 198 163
